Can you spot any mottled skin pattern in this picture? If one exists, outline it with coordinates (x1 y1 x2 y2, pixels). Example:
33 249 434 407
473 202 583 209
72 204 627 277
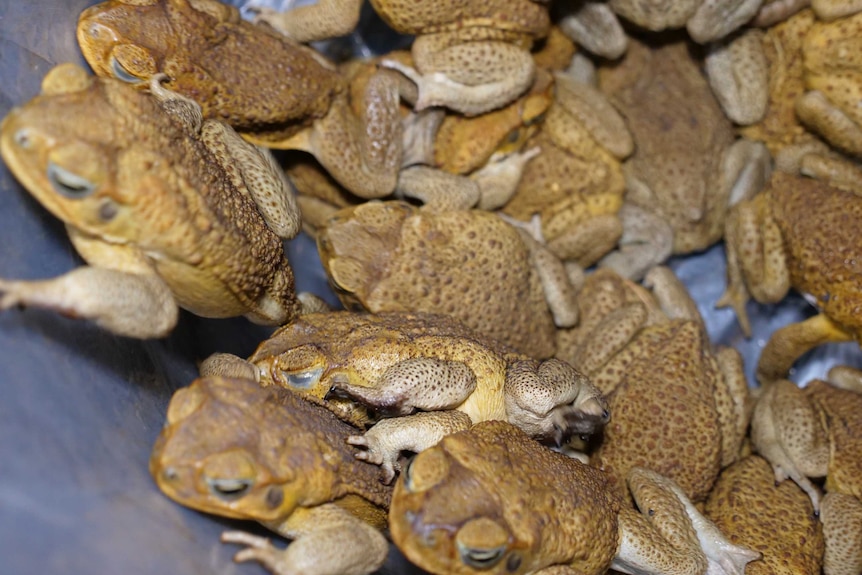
316 201 579 359
77 0 341 143
720 172 862 381
0 64 300 338
704 455 824 575
561 269 752 503
77 0 404 200
390 421 759 575
750 376 862 575
150 376 392 575
798 10 862 159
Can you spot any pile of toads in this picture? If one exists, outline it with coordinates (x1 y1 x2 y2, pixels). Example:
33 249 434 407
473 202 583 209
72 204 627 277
2 0 862 574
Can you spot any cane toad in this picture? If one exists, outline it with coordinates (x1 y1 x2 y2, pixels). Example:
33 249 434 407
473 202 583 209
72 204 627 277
255 0 551 116
562 268 752 503
390 420 760 575
719 171 862 382
316 201 582 359
203 310 608 483
77 0 404 199
597 36 771 280
704 455 825 575
150 376 392 575
0 64 301 338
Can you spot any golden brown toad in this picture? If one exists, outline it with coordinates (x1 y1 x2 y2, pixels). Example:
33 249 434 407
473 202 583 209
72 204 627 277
255 0 551 116
597 36 771 281
562 267 753 503
203 310 608 483
750 370 862 574
719 171 862 382
390 420 760 575
0 63 301 338
704 455 825 575
315 201 582 359
797 9 862 160
500 71 633 268
77 0 404 199
150 376 392 575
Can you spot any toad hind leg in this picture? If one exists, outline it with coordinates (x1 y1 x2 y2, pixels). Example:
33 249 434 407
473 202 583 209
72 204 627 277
222 503 388 575
0 267 177 339
504 358 609 443
614 467 759 575
333 358 477 415
347 410 472 483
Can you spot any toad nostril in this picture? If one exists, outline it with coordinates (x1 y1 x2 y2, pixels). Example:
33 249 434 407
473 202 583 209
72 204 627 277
162 467 179 482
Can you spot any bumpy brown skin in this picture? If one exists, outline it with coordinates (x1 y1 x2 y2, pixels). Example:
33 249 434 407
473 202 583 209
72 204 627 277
766 174 862 331
390 420 621 575
0 66 299 329
590 321 725 503
705 455 824 575
151 376 391 527
317 202 560 359
807 380 862 500
370 0 550 36
598 35 736 256
77 0 342 144
249 311 520 424
561 269 751 503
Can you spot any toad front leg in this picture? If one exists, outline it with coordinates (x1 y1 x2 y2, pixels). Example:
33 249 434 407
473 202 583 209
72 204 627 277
348 410 473 483
222 503 388 575
504 358 609 443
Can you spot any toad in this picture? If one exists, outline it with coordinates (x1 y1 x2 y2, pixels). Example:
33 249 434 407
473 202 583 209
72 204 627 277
797 9 862 160
704 455 825 575
202 310 608 483
561 267 752 503
390 420 760 575
750 369 862 574
597 36 771 280
254 0 551 115
0 64 301 338
719 171 862 382
315 201 581 359
150 376 393 575
500 70 633 268
77 0 404 199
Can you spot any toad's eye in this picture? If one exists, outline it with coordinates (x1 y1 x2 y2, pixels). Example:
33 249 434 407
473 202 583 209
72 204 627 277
207 477 253 500
110 56 143 84
283 366 323 389
458 544 507 570
47 162 96 199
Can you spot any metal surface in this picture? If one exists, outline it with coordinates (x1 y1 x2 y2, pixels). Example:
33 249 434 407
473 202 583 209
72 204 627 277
0 2 859 575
